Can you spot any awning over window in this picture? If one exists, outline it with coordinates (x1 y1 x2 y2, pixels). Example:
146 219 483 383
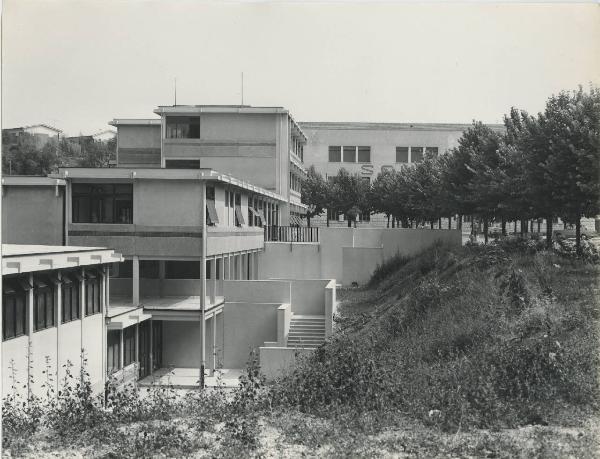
206 199 219 225
234 205 245 226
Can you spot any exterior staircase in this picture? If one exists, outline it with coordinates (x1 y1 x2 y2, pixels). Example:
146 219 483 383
287 315 326 348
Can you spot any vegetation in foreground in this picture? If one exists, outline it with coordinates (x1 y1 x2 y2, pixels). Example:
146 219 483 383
3 239 600 457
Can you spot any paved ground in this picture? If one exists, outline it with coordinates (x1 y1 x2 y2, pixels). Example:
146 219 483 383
138 367 243 388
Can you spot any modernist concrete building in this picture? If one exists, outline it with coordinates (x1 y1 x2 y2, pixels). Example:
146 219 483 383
1 244 123 399
110 105 307 224
299 121 504 225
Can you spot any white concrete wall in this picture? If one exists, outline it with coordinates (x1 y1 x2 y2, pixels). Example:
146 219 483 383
162 321 202 368
259 346 312 380
258 228 462 286
223 302 280 368
223 280 291 304
342 247 384 286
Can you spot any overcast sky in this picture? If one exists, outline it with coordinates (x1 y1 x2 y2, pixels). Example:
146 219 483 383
2 1 599 136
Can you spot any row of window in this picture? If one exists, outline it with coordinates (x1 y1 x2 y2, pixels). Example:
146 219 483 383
2 270 103 341
289 172 302 193
328 146 439 163
72 184 133 224
114 259 225 280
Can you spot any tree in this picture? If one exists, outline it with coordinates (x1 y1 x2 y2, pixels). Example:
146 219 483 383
329 169 371 227
301 165 329 226
2 133 60 175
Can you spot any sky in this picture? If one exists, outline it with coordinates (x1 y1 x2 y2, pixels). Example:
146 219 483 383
2 1 599 136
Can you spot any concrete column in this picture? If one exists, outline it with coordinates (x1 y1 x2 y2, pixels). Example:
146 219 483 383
101 266 107 388
149 319 154 374
135 323 139 375
27 273 34 399
237 253 243 280
248 252 253 280
55 275 62 392
132 256 140 306
119 329 124 371
210 257 217 305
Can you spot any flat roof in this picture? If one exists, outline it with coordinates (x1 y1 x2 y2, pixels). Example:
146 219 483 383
54 167 286 202
2 244 123 275
109 119 161 126
1 176 65 186
2 244 105 257
299 121 505 132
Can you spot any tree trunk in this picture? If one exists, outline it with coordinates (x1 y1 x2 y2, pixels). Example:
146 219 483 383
326 212 330 227
448 215 452 230
391 216 395 228
438 218 442 229
347 217 352 228
514 221 518 234
307 215 311 227
537 219 541 233
530 220 534 233
520 219 525 236
387 214 390 228
564 221 567 230
546 215 553 249
430 221 434 229
576 216 582 256
458 214 462 230
501 218 506 236
484 219 489 245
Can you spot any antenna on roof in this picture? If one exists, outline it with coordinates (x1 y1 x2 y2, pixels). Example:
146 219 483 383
174 77 177 106
241 72 244 105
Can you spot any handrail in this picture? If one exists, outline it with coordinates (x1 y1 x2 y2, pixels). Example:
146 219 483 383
264 225 319 243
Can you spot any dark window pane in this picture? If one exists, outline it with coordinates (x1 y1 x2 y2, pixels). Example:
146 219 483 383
425 147 438 158
4 296 15 339
165 117 200 139
343 146 356 163
71 183 132 224
165 261 200 279
411 147 424 163
46 291 54 327
16 296 26 336
165 159 201 169
140 261 160 279
328 146 341 162
357 146 371 163
396 147 409 163
117 260 133 278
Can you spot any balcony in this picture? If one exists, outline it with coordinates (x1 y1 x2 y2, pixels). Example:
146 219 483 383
264 225 319 243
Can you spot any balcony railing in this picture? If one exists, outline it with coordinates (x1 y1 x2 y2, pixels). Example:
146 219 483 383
264 226 319 243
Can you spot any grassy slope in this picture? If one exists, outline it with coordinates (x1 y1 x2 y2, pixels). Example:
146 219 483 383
267 240 600 456
8 241 600 458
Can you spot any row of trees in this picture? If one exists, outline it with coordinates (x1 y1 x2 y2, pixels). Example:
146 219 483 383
1 133 116 175
302 86 600 253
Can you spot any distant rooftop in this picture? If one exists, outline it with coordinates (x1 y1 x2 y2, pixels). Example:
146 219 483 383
3 124 63 133
299 121 505 132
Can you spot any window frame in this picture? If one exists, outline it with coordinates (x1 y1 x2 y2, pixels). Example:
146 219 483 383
85 272 102 316
72 183 133 224
328 146 341 163
357 146 371 163
33 277 55 332
343 146 357 163
396 147 409 163
107 329 121 374
2 281 27 341
61 274 81 324
123 326 136 367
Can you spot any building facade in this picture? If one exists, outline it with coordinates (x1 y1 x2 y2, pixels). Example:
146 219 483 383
110 105 307 224
1 244 122 399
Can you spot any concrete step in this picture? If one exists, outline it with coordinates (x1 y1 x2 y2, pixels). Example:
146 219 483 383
291 319 325 324
289 325 325 331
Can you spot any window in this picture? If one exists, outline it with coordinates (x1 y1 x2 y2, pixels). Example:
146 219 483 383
107 330 121 374
123 326 136 367
206 186 219 225
411 147 424 163
165 261 200 279
165 116 200 139
85 271 101 316
343 146 356 163
425 147 439 158
72 183 133 224
357 146 371 163
234 193 245 226
3 278 28 340
396 147 409 163
61 273 80 323
33 276 54 332
165 159 200 169
328 146 341 162
140 261 159 279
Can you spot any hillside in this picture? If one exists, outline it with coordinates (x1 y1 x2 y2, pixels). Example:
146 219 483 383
4 239 600 458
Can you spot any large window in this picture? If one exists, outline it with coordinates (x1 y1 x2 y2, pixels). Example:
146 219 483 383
396 147 409 163
328 146 341 162
357 146 371 163
3 278 28 340
165 159 200 169
61 273 80 323
343 146 356 163
123 325 136 367
33 276 54 332
107 330 121 374
425 147 439 158
411 147 424 163
72 183 133 224
165 116 200 139
85 271 101 316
